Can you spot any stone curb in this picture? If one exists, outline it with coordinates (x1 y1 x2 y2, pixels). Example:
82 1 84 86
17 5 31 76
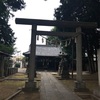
5 89 22 100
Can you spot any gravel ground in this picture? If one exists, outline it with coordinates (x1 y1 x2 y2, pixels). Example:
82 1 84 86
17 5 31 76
0 73 25 100
14 91 40 100
52 71 98 92
0 72 40 100
0 70 99 100
52 71 99 100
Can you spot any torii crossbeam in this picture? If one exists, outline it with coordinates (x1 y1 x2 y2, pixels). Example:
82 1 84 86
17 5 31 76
15 18 97 92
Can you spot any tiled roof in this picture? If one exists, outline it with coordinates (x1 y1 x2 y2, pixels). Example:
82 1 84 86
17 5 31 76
23 45 62 57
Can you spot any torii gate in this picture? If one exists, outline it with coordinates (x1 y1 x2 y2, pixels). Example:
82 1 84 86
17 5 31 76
15 18 97 91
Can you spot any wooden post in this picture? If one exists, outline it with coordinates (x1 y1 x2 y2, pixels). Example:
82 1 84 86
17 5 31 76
0 56 5 78
71 38 74 79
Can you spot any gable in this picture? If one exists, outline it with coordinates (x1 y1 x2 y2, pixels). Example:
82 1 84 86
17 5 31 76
23 45 61 57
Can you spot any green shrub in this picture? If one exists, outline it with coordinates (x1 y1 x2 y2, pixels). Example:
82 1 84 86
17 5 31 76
15 63 20 68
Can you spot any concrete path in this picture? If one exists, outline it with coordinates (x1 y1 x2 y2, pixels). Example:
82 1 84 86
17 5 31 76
40 72 81 100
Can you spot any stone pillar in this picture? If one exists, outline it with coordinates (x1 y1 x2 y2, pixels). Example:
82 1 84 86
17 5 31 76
93 49 100 97
74 27 87 92
24 25 37 91
0 56 5 78
76 27 82 82
98 49 100 87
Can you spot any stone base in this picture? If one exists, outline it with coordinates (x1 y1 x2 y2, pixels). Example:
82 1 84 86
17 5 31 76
74 81 89 92
93 87 100 98
22 81 38 92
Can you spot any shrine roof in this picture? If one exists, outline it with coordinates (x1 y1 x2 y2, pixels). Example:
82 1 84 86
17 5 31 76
23 45 61 57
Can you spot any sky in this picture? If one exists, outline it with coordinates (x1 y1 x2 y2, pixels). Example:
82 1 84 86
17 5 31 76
9 0 60 55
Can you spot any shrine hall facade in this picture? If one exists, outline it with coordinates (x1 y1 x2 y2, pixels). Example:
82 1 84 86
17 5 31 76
23 45 62 70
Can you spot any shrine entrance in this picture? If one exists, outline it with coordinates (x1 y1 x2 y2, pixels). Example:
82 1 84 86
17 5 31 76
15 18 97 91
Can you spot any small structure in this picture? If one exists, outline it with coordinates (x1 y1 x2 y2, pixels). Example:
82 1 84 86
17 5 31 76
0 51 11 78
0 51 18 78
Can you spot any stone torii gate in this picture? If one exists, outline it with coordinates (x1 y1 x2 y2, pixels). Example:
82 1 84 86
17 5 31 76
15 18 97 91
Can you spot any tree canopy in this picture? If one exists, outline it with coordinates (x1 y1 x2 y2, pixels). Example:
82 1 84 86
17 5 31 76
55 0 100 26
47 0 100 73
0 0 25 54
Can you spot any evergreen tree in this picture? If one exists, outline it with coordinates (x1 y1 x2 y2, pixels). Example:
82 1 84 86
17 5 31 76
0 0 25 54
54 0 100 73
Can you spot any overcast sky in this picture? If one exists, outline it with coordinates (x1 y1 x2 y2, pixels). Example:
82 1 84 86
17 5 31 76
9 0 60 54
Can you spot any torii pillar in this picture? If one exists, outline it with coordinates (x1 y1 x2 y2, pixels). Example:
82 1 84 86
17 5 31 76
74 27 88 91
93 49 100 97
23 25 37 91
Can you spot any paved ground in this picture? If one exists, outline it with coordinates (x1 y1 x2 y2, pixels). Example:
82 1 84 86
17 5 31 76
40 72 81 100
